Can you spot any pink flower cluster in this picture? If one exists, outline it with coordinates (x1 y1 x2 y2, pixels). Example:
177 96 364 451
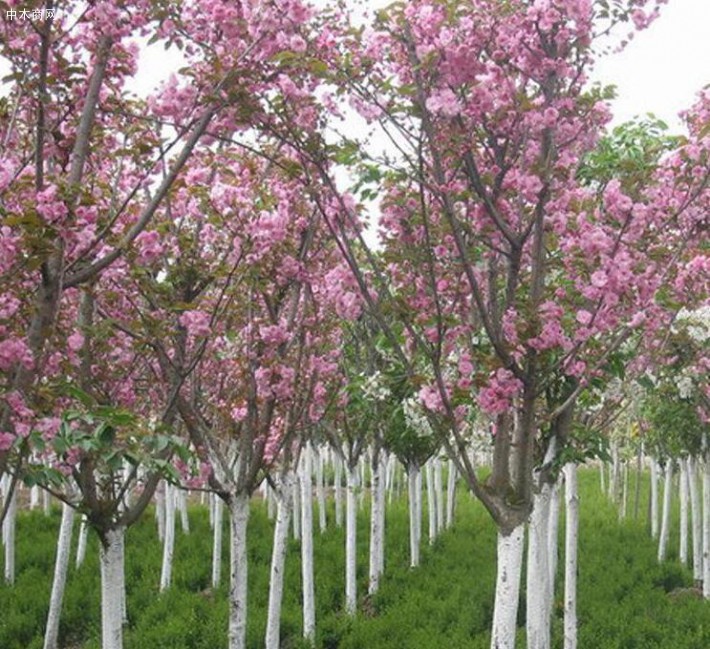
0 337 34 372
477 368 522 415
179 310 211 338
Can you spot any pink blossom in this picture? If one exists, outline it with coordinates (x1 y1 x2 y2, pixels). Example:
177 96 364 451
425 88 462 118
67 332 85 352
0 338 34 372
0 432 14 451
179 310 211 337
419 384 444 412
477 368 522 415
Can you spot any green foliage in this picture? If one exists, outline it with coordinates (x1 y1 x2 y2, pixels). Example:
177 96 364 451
2 471 709 648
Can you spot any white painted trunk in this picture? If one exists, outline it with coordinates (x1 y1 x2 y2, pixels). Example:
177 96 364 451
267 482 276 521
178 489 190 534
3 485 17 584
490 524 524 649
563 464 579 649
301 446 315 639
680 458 689 566
345 461 359 615
43 489 51 516
446 458 457 529
425 460 437 544
434 457 444 535
334 453 343 527
30 485 39 509
408 464 421 568
265 472 294 649
620 461 628 520
76 516 89 568
703 456 710 599
315 446 327 534
358 455 366 510
689 456 703 583
548 480 561 594
368 449 385 595
377 456 386 576
599 461 605 495
100 527 125 649
160 483 176 591
650 459 659 539
292 476 301 541
156 484 165 542
610 444 619 502
212 494 224 588
43 502 75 649
657 461 673 562
228 493 250 649
526 486 552 649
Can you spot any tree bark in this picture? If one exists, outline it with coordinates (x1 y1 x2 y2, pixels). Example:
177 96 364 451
679 457 688 566
315 446 327 534
368 447 385 595
43 502 74 649
334 452 343 527
434 457 444 535
688 456 703 584
650 458 659 539
446 458 457 529
76 515 89 568
702 456 710 599
3 484 16 584
408 464 421 568
425 460 437 543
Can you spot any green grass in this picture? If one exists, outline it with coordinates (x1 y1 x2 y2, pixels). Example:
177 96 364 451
1 469 709 648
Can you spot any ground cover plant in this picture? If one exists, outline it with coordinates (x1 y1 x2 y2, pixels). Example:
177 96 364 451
2 470 709 649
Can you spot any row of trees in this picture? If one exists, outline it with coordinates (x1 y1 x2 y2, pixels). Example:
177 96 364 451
0 1 707 648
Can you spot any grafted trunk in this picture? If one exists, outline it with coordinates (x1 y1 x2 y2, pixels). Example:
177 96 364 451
100 527 125 649
228 492 250 649
301 446 315 640
526 485 552 649
43 502 75 649
490 524 524 649
563 464 578 649
265 472 294 649
657 461 673 562
345 461 359 614
212 494 224 588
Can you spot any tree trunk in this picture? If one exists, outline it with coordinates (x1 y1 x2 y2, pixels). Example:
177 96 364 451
178 489 190 534
265 471 294 649
620 461 628 520
301 446 315 640
345 460 359 614
332 452 342 528
43 502 75 649
156 483 165 542
76 515 89 568
563 464 578 649
3 484 16 584
425 460 436 544
650 458 659 539
212 494 224 588
446 458 457 529
228 492 250 649
315 446 327 534
368 447 385 595
434 457 444 535
702 456 710 599
292 476 301 541
526 485 552 649
689 456 703 584
490 524 524 649
100 527 125 649
599 461 605 496
679 457 689 566
657 461 672 562
408 464 421 568
548 480 561 597
160 482 176 591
